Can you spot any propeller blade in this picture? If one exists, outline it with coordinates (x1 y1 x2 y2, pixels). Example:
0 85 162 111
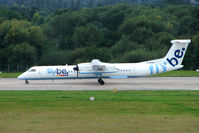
73 65 79 77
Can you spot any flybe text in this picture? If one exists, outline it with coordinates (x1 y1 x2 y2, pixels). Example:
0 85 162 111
47 68 68 76
166 48 185 67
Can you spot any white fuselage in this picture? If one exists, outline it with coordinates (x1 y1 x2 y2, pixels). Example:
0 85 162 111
17 62 181 80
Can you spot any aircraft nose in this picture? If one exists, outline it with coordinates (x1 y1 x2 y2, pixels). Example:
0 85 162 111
17 73 25 80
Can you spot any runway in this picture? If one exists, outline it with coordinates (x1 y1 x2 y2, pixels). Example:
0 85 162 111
0 77 199 90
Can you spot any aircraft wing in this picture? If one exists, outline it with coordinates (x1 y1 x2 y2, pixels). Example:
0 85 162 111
77 59 119 75
90 59 106 70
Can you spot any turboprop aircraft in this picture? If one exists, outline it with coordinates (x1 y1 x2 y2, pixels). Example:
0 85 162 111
18 39 191 85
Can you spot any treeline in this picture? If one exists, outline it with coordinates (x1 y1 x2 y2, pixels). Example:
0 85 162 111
0 3 199 72
0 0 191 10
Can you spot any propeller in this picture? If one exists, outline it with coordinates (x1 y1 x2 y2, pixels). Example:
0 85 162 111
73 65 79 77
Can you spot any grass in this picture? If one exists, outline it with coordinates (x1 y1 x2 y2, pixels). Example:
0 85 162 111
0 72 22 78
154 70 199 77
0 90 199 133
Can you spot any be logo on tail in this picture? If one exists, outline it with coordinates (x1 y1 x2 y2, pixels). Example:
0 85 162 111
166 48 185 67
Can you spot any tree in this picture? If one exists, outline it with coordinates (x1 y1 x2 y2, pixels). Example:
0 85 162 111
39 50 70 65
111 35 138 57
0 47 9 65
28 26 45 56
0 20 11 48
120 49 159 63
57 35 75 50
120 16 154 44
84 45 111 62
73 23 104 47
98 4 130 30
0 18 45 67
0 9 23 22
192 33 199 68
32 12 41 25
7 42 37 66
45 10 88 37
4 19 31 45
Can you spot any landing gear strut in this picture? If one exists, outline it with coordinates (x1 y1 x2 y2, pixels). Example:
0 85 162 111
98 78 105 85
25 80 29 84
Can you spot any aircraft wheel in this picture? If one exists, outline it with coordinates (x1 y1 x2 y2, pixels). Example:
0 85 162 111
25 80 29 84
98 78 105 85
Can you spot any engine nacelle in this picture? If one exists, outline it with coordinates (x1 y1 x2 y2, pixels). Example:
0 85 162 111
78 63 93 72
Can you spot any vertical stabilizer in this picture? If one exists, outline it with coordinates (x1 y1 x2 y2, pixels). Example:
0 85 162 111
162 39 191 67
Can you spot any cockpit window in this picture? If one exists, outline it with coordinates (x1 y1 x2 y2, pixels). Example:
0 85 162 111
28 69 36 72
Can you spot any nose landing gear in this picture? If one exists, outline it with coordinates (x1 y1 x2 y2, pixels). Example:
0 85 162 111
98 78 105 85
25 80 29 84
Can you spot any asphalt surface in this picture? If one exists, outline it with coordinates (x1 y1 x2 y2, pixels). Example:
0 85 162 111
0 77 199 90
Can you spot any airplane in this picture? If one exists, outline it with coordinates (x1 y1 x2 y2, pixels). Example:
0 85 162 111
18 39 191 85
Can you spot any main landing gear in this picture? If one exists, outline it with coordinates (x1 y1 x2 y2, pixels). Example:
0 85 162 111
98 78 105 85
25 80 29 84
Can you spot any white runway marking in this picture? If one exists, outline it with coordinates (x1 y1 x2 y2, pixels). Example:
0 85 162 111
0 77 199 91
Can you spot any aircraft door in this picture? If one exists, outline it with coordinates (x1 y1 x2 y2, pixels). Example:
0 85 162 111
131 65 136 76
38 68 46 78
